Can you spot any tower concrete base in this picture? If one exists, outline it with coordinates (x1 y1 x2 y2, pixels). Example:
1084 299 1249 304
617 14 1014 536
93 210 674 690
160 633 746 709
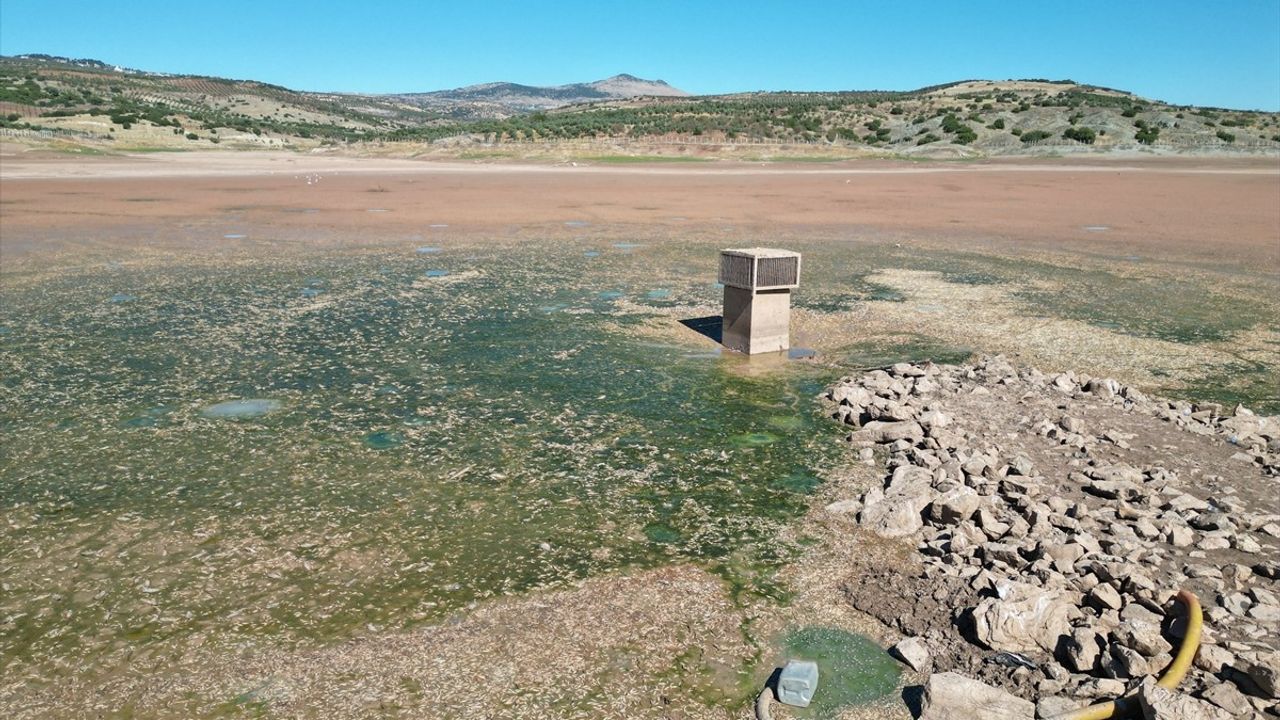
722 287 791 354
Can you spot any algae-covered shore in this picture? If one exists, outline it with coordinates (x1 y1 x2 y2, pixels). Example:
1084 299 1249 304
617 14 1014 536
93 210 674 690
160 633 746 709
1 155 1276 717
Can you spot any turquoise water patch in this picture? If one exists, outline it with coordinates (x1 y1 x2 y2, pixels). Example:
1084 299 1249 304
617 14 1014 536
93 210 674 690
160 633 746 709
613 242 643 250
108 293 136 303
200 399 283 419
416 247 442 254
643 523 681 544
773 471 821 494
598 290 624 300
424 269 450 278
122 406 172 428
584 251 601 258
223 233 246 239
732 432 780 447
779 627 901 717
646 289 672 300
767 416 805 432
363 431 405 449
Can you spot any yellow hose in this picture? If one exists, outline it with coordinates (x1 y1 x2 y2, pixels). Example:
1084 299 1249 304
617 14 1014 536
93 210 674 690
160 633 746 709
1157 590 1202 690
1048 589 1202 720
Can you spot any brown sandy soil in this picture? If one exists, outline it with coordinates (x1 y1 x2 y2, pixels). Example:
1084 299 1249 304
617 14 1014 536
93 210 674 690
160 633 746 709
2 149 1278 271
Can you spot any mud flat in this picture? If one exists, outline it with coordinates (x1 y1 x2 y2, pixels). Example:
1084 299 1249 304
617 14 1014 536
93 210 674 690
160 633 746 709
1 152 1277 718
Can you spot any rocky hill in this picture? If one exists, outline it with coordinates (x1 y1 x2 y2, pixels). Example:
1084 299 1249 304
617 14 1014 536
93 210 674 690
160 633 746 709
393 73 688 120
2 55 1277 156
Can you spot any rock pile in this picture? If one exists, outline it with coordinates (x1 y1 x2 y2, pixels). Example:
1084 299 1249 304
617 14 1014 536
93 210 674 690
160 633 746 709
823 356 1280 718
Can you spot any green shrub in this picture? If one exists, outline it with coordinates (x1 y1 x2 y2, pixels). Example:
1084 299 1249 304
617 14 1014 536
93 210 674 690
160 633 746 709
988 118 1005 129
185 132 199 140
1011 128 1023 136
1135 126 1159 144
1216 130 1235 143
1020 130 1052 143
1062 127 1096 144
1121 107 1138 118
917 133 940 145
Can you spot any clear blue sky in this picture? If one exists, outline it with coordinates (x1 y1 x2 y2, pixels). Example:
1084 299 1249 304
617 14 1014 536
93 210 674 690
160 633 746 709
2 0 1278 110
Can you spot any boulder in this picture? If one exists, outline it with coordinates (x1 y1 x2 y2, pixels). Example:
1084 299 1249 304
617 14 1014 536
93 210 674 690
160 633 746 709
1084 479 1145 502
1090 464 1144 484
1198 682 1253 715
928 486 981 525
859 492 931 538
858 420 925 444
1137 678 1232 720
1062 627 1104 674
1243 652 1280 698
920 672 1034 720
889 636 932 673
830 384 872 408
1088 583 1123 611
970 581 1078 654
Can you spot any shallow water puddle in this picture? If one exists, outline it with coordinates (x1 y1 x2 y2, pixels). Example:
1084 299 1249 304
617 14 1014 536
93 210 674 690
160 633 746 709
200 398 284 419
779 627 901 717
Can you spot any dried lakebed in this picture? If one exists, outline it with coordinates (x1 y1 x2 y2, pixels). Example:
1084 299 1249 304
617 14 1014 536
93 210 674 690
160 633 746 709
0 233 1277 717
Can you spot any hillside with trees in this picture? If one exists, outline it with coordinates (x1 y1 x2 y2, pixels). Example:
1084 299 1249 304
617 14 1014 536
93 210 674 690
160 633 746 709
3 56 1277 157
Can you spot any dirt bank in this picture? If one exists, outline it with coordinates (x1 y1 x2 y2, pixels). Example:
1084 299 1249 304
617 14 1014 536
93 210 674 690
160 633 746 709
2 151 1277 270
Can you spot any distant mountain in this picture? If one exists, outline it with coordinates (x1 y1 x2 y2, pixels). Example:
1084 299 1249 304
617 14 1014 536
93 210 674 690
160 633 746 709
392 74 689 119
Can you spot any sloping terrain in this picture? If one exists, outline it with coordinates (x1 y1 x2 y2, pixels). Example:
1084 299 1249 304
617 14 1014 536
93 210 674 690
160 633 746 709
2 56 1277 155
411 79 1280 154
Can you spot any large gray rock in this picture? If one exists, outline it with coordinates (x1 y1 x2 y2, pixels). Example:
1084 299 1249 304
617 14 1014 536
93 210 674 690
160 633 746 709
920 672 1034 720
1138 678 1232 720
1198 682 1253 715
856 420 925 444
928 486 981 525
1243 652 1280 699
889 636 931 673
1062 627 1104 674
970 581 1078 654
859 489 931 538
